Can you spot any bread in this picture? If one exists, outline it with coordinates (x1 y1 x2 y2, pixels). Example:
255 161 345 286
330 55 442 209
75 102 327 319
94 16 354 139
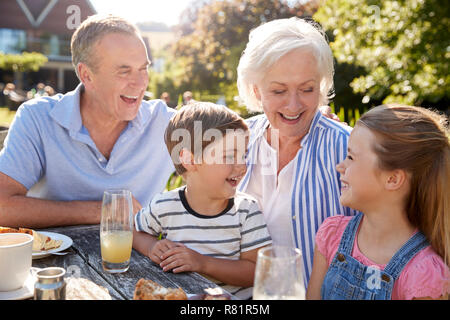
31 230 63 251
0 226 63 251
65 277 112 300
133 279 187 300
0 226 19 233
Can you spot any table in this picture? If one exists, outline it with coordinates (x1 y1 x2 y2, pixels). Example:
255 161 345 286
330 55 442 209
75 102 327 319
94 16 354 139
32 224 223 300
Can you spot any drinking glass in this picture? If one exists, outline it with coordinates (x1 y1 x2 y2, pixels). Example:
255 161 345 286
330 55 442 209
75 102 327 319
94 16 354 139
100 189 134 273
253 246 305 300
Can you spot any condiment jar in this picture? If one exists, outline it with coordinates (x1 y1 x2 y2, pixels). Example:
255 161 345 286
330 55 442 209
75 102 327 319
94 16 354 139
34 267 66 300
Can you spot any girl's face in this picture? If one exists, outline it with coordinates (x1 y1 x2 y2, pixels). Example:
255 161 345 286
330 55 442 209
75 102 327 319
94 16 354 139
336 125 388 212
254 48 321 140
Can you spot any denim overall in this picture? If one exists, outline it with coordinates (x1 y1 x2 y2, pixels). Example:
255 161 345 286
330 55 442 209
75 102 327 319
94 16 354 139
321 212 429 300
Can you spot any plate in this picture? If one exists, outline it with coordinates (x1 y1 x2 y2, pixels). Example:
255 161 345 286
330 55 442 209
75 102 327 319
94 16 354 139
32 232 73 259
0 268 39 300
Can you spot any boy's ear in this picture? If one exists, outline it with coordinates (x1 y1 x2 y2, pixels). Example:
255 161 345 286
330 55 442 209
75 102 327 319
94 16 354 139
385 169 407 191
179 148 196 172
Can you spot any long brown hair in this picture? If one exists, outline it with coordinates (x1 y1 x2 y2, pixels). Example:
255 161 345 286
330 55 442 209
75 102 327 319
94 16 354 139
358 104 450 265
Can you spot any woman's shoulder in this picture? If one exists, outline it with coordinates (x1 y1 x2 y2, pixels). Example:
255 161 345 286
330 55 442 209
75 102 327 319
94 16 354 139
245 113 268 132
395 245 450 299
316 112 353 137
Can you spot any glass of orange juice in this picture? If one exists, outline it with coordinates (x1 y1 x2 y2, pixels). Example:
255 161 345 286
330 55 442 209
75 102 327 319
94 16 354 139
100 189 134 273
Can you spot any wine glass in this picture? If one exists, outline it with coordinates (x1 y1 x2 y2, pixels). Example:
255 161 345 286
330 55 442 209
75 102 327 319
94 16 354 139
253 245 305 300
100 189 134 273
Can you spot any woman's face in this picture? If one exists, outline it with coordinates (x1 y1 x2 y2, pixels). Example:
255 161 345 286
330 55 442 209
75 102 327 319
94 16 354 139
254 48 321 140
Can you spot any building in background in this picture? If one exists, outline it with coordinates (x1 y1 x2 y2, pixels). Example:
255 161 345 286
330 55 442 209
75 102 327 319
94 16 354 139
0 0 155 95
0 0 98 93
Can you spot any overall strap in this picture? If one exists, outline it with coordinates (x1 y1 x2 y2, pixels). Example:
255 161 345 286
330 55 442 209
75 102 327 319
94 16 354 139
383 231 429 281
337 212 364 255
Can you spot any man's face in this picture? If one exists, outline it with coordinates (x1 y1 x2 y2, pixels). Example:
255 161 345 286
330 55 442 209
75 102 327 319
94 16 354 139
86 32 150 122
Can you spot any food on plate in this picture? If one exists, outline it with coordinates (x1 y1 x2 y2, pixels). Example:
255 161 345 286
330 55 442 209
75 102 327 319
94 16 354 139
65 277 112 300
0 226 18 233
0 226 63 251
31 230 63 251
133 279 187 300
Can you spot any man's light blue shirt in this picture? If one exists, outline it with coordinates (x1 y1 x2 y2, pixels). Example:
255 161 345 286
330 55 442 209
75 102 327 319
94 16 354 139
0 84 176 207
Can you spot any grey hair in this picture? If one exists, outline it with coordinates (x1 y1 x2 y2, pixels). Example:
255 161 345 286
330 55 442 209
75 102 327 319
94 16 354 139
71 14 141 79
237 17 335 112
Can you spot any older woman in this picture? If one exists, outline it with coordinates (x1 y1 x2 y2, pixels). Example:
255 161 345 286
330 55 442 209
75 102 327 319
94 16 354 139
237 17 358 286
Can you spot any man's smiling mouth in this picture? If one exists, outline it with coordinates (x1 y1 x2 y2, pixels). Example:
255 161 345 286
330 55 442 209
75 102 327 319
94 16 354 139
120 94 138 104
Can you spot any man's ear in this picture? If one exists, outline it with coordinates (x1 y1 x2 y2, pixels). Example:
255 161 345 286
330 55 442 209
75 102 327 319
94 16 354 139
179 148 196 172
385 169 407 191
78 62 93 88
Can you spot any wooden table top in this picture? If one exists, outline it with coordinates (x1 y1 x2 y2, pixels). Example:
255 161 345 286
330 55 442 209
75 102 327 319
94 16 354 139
32 224 223 300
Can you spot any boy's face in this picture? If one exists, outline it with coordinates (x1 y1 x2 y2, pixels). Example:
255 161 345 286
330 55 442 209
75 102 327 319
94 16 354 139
193 130 248 200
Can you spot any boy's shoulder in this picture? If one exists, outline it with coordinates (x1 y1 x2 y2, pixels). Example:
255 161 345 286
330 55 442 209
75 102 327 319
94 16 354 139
150 187 183 209
233 191 260 210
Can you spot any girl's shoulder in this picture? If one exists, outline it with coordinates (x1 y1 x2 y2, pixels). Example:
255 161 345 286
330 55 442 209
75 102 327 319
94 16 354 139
317 215 353 238
315 215 353 262
395 246 450 299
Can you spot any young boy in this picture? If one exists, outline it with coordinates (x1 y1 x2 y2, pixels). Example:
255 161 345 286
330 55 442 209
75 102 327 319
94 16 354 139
133 102 272 299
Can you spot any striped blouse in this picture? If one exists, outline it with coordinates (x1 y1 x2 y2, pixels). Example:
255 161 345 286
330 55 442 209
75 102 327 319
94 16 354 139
135 186 272 299
238 110 358 287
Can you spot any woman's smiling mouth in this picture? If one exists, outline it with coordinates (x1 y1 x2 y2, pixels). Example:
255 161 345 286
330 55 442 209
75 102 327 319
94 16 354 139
279 112 303 122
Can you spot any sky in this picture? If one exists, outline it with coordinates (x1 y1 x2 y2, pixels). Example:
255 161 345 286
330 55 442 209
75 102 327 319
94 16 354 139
89 0 193 26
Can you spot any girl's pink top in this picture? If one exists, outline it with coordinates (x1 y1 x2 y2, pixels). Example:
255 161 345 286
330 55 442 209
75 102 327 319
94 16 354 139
315 215 450 300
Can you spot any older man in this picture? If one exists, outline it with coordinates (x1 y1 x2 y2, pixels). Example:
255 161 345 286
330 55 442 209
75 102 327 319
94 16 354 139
0 15 175 228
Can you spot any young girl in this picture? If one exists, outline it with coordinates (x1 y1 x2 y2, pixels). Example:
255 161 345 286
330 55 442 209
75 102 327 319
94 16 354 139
307 104 449 300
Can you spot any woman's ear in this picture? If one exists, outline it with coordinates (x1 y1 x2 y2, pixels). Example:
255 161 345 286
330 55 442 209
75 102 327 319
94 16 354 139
179 148 196 172
385 169 408 191
253 85 261 101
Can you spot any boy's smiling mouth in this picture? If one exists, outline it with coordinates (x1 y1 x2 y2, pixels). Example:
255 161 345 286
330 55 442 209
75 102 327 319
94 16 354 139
226 176 243 187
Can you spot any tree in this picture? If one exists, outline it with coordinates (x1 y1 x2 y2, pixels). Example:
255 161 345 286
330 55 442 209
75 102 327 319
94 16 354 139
0 52 48 72
314 0 449 109
165 0 319 114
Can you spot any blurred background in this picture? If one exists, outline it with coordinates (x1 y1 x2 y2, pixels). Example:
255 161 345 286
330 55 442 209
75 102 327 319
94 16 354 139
0 0 449 132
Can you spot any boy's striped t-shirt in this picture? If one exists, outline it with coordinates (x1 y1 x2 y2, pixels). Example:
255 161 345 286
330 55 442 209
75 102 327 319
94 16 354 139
135 187 272 299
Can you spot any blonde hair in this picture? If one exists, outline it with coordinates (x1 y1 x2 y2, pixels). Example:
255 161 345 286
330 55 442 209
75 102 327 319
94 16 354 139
358 104 450 265
237 17 334 112
71 14 141 79
164 101 248 175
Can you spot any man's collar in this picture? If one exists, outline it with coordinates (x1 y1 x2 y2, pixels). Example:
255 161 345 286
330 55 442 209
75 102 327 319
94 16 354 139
49 83 151 133
49 83 83 133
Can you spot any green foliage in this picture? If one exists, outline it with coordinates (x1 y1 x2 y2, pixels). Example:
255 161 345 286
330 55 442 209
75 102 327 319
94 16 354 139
0 52 48 72
151 0 317 115
314 0 450 107
165 172 185 191
0 107 16 126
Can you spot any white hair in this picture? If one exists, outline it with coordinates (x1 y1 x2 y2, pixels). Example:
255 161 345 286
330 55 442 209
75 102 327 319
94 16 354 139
237 17 335 112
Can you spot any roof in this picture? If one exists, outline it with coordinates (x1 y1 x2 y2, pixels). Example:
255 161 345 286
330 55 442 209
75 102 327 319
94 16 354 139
0 0 96 35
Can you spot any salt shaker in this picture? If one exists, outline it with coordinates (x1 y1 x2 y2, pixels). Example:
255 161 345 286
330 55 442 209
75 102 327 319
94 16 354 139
34 267 66 300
